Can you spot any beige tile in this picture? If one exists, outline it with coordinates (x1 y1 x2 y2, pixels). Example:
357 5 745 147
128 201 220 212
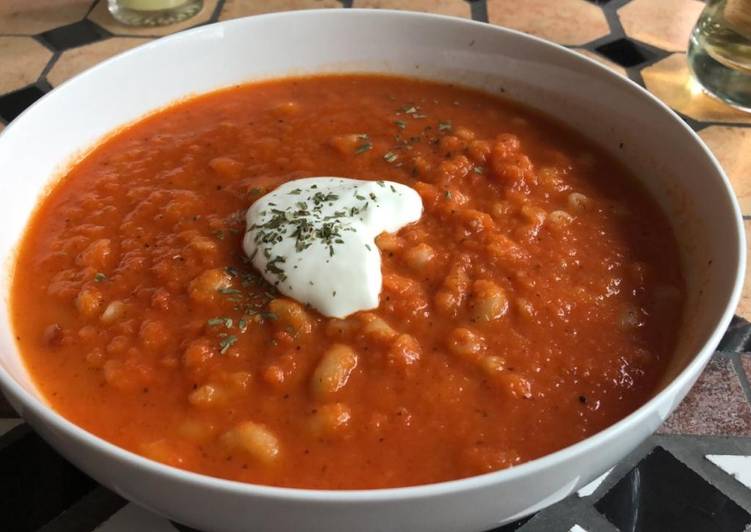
88 0 218 36
219 0 340 20
642 53 751 125
572 48 627 77
352 0 469 18
619 0 704 53
47 37 150 86
0 37 52 94
699 126 751 216
0 0 91 35
738 220 751 321
487 0 609 46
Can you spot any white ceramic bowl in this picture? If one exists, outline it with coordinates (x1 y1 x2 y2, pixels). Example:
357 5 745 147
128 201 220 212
0 9 744 532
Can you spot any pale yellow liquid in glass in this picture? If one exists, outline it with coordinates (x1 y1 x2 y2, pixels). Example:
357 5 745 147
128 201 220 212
688 0 751 109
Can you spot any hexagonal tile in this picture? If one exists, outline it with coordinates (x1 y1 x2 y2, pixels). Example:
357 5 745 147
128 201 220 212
572 48 627 77
219 0 340 20
642 54 751 125
619 0 704 53
595 38 660 68
0 0 90 35
0 37 53 95
739 220 751 321
487 0 609 46
351 0 469 18
0 85 47 122
88 0 219 37
47 37 151 87
699 126 751 216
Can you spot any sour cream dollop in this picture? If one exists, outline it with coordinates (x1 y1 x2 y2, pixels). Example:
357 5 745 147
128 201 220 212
243 177 423 318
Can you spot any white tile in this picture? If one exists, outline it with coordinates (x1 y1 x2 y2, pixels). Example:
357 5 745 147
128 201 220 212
95 503 177 532
569 525 588 532
706 454 751 489
577 468 613 497
0 418 22 436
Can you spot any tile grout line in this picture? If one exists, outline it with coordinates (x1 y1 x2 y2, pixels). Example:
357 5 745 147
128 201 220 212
87 0 101 17
38 51 61 87
657 435 751 514
730 352 751 406
469 0 488 23
582 0 650 86
208 0 226 23
598 0 628 41
701 121 751 129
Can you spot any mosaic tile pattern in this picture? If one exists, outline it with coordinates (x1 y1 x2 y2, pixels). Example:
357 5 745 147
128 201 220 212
571 48 627 76
487 0 609 46
0 1 750 531
0 1 91 34
642 53 751 125
352 0 471 18
218 0 340 20
0 37 53 94
700 127 751 216
618 0 705 52
47 36 150 86
596 447 751 531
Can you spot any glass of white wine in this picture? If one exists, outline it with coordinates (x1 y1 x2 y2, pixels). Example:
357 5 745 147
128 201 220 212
108 0 203 27
689 0 751 110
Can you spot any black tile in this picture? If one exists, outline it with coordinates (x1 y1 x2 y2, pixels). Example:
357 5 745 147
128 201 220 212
0 85 46 122
596 446 751 532
0 426 98 532
38 20 110 52
585 0 615 4
486 515 534 531
718 315 751 352
37 486 125 532
172 523 202 532
0 391 19 418
469 0 489 23
596 38 655 67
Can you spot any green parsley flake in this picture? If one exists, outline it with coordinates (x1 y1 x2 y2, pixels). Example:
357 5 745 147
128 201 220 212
217 287 242 295
219 335 238 354
384 151 398 163
355 142 373 154
438 121 452 132
207 317 233 328
94 272 107 282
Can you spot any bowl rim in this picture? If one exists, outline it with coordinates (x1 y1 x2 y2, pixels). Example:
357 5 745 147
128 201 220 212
0 7 745 502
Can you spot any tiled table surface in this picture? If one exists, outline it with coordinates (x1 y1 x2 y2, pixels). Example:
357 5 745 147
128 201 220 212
1 1 751 531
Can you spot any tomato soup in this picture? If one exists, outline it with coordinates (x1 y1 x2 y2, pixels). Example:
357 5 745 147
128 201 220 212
11 75 684 489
